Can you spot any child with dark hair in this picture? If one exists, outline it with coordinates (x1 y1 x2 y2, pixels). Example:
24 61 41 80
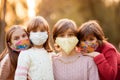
52 19 99 80
77 20 120 80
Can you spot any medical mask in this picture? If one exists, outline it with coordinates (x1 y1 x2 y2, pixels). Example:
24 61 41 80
29 31 48 45
55 36 78 55
11 39 30 52
80 40 98 53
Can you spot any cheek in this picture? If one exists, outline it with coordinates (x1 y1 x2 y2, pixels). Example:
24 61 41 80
24 36 29 39
11 41 17 46
11 39 18 46
96 41 99 46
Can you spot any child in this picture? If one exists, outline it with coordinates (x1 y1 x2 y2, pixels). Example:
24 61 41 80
77 20 120 80
0 25 31 80
52 18 99 80
14 16 54 80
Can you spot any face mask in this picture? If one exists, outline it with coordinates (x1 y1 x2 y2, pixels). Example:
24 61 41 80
80 40 98 53
29 31 48 45
11 39 30 52
55 36 78 55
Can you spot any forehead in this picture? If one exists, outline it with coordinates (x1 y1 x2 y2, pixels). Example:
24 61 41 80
36 25 46 31
83 33 96 39
63 28 74 34
57 29 75 36
12 29 26 37
29 24 47 32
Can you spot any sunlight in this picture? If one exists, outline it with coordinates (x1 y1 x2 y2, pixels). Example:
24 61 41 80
104 0 120 7
0 0 1 5
26 0 36 18
15 2 27 19
0 0 2 13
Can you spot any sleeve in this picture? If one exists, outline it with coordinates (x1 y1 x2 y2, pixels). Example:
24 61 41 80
0 54 10 80
14 51 30 80
88 58 100 80
94 48 117 80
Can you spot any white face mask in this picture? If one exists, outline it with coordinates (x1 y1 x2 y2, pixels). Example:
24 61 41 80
29 31 48 45
55 36 78 55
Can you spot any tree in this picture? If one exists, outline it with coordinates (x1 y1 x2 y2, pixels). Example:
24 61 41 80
0 0 7 53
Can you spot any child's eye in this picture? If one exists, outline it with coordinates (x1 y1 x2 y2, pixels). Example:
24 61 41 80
22 34 27 38
68 33 75 36
58 34 64 37
32 30 37 32
14 36 20 41
89 38 95 41
81 39 86 41
40 29 46 32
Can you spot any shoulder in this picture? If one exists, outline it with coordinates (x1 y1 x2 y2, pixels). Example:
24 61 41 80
103 42 116 50
80 55 97 68
80 54 96 64
18 49 33 61
20 48 33 54
0 54 10 65
51 53 61 62
100 42 120 55
0 54 10 70
19 48 33 57
80 54 93 60
49 52 57 57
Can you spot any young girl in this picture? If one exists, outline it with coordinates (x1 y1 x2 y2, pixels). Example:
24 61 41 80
14 16 54 80
52 18 99 80
0 25 31 80
77 20 120 80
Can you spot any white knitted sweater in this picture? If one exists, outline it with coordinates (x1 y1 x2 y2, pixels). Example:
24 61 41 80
14 47 54 80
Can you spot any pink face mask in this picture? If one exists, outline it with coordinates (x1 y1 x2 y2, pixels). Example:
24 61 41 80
11 39 30 52
80 40 98 53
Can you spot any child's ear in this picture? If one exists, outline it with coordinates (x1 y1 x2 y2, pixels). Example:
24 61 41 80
7 42 14 49
54 43 61 52
8 42 12 47
75 47 81 53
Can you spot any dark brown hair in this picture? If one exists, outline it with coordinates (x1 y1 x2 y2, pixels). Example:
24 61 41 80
77 20 106 46
52 18 77 41
0 25 28 75
27 16 52 52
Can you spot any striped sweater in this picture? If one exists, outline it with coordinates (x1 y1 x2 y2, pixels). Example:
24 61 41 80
15 47 54 80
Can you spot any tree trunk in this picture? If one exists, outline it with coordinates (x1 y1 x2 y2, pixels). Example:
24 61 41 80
0 0 7 53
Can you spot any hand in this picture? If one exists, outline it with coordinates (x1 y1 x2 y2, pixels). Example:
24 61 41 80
82 52 100 57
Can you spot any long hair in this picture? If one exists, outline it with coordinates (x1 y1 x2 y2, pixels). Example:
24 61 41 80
27 16 52 52
0 25 28 74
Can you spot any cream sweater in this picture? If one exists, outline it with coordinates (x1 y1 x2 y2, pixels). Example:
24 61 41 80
15 48 54 80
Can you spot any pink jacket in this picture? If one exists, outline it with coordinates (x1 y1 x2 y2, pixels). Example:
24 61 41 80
0 54 15 80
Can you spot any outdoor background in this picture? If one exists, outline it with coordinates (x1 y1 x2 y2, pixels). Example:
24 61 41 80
0 0 120 53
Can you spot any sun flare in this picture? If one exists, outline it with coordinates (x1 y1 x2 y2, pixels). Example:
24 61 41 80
26 0 36 18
